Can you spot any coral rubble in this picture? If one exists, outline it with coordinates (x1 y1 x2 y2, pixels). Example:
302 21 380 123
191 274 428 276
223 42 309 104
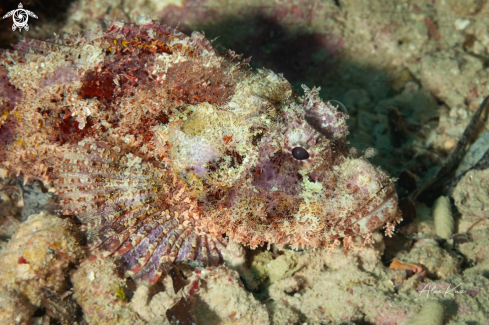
71 257 144 325
132 265 269 325
0 212 82 323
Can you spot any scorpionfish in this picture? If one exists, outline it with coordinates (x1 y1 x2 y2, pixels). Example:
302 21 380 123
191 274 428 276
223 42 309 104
0 20 402 283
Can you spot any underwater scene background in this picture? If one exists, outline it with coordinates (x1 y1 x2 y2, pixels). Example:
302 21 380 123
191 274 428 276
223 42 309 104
1 0 489 324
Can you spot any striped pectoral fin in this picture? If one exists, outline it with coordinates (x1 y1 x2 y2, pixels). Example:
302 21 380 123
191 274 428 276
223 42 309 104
174 232 198 263
130 225 207 284
85 221 121 251
122 222 174 276
207 237 222 266
131 227 183 283
77 203 124 233
124 219 182 276
50 140 229 281
194 235 210 266
51 138 166 215
84 206 163 253
214 237 227 264
90 222 141 259
113 219 160 256
134 251 173 284
138 229 192 284
168 227 192 261
144 261 174 285
122 239 154 276
83 210 129 250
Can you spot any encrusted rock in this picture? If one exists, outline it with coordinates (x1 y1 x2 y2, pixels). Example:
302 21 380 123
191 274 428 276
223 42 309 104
71 257 144 325
0 212 82 323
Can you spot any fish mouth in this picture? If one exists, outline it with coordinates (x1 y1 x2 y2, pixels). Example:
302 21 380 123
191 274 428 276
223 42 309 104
351 188 400 235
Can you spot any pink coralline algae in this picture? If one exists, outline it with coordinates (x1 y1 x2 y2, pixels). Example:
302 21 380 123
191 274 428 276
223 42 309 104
0 20 401 284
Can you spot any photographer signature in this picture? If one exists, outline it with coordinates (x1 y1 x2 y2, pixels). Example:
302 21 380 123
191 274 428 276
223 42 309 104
418 283 467 298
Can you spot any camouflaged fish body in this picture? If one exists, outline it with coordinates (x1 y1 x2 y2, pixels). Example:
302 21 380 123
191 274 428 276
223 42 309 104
0 21 401 283
52 140 225 283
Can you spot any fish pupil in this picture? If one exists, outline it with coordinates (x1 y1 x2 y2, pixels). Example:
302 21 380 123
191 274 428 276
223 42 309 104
292 147 309 160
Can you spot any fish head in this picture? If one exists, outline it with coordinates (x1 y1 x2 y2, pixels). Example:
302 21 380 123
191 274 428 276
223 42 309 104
159 69 402 249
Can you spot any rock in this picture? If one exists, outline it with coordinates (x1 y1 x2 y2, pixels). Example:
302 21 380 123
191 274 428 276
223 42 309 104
0 212 83 323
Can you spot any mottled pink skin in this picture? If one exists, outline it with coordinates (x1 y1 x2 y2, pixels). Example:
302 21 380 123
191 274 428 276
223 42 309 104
303 85 348 142
0 21 400 285
0 67 23 111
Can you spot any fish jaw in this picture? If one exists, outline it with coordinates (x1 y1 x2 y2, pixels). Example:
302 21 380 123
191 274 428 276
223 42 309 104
352 187 402 236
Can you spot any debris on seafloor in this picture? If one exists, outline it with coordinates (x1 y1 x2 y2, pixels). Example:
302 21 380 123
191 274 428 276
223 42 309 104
452 168 489 278
131 265 269 325
455 131 489 176
389 260 426 278
166 297 195 325
393 238 461 279
408 95 489 205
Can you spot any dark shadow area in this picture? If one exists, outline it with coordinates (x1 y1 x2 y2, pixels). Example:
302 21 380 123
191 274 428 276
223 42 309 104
483 271 489 280
160 10 392 99
173 14 342 94
189 295 220 325
441 299 459 324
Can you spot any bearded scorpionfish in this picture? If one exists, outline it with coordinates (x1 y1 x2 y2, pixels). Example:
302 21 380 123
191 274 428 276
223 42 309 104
0 20 402 283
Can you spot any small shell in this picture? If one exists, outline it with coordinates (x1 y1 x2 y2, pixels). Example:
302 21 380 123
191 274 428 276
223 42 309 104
433 196 454 239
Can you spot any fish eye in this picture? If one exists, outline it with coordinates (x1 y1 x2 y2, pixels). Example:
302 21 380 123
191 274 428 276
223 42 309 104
291 147 309 160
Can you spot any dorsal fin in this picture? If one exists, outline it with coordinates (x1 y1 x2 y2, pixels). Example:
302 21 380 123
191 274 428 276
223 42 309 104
12 38 74 54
